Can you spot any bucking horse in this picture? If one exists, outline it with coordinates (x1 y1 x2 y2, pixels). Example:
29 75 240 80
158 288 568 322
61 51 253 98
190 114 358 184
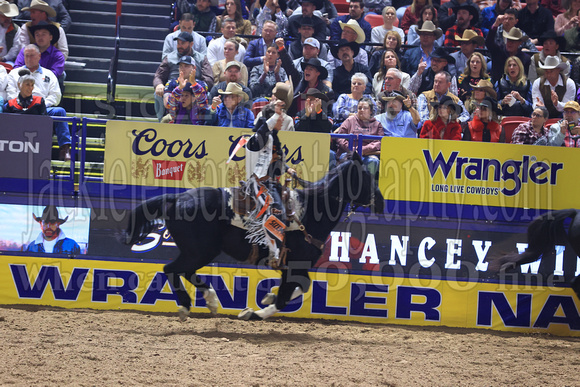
122 152 384 320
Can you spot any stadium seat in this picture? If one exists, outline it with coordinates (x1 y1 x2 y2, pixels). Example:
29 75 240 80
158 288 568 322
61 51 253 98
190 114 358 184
501 116 529 143
364 13 399 28
334 0 350 13
544 118 560 129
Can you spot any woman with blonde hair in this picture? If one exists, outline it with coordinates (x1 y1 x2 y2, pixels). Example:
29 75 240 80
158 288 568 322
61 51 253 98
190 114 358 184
457 52 490 102
372 50 410 97
555 0 580 35
371 6 405 44
420 95 463 140
400 0 433 34
495 56 533 117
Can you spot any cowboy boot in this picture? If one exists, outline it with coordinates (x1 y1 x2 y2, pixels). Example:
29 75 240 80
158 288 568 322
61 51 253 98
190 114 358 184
59 144 71 161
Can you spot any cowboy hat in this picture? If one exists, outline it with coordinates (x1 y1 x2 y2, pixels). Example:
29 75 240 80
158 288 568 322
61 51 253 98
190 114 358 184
0 1 18 17
538 30 567 51
218 82 249 103
300 0 322 10
455 29 485 46
272 82 293 109
330 38 360 60
416 20 443 39
29 21 60 45
21 0 56 18
503 27 529 41
431 95 463 113
301 87 329 102
431 46 455 64
478 96 502 115
381 90 405 102
300 57 328 80
538 55 569 71
471 79 497 99
452 3 479 26
33 205 68 224
338 19 365 44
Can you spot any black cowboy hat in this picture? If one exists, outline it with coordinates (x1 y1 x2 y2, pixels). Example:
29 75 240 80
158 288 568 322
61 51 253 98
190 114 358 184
452 3 479 26
300 0 323 10
33 205 68 224
300 57 328 80
301 87 329 101
538 30 567 51
431 46 455 65
330 38 360 60
29 21 60 45
479 96 502 115
430 94 463 113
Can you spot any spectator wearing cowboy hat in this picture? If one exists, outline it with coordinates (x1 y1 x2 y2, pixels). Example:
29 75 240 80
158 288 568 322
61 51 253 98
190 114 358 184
376 90 420 138
545 101 580 147
327 19 369 68
254 82 294 130
419 95 463 140
496 56 533 117
464 78 495 115
15 0 68 59
401 21 442 76
408 46 458 97
451 29 486 75
17 0 71 32
0 1 20 64
528 31 570 83
331 39 372 97
14 20 64 79
491 9 536 51
444 4 484 47
282 37 332 86
329 0 371 43
464 95 505 142
287 0 327 42
439 0 481 32
516 0 554 43
416 71 470 129
287 17 330 62
208 81 255 128
26 205 80 254
294 87 333 133
486 16 531 83
531 55 577 119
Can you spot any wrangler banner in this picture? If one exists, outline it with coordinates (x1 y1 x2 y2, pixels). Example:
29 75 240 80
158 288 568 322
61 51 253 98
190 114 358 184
1 256 578 337
379 137 578 211
103 121 330 188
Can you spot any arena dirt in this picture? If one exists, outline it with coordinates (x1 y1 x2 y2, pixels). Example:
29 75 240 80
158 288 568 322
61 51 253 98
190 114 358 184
0 305 579 386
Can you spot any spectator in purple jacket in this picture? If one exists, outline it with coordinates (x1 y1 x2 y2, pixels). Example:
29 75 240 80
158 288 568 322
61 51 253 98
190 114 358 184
14 21 64 79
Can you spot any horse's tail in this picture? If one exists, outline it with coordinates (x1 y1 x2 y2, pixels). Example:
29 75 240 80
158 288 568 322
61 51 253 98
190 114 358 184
122 194 179 245
490 209 579 271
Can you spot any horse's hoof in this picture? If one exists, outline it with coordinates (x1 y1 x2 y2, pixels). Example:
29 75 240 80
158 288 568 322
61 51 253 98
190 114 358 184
204 288 219 315
261 292 277 305
238 307 255 320
178 306 190 322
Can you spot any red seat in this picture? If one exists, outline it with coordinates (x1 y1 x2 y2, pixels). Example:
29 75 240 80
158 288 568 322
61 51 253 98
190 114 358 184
501 116 529 143
365 14 384 28
544 118 560 130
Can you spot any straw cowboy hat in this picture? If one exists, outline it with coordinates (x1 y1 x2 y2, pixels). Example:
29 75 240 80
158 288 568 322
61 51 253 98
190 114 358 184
503 27 529 41
218 82 249 103
416 20 443 39
33 205 68 224
272 82 293 109
455 29 485 46
381 90 405 102
471 79 497 99
538 55 569 72
0 1 19 17
22 0 57 18
29 21 60 45
338 19 365 44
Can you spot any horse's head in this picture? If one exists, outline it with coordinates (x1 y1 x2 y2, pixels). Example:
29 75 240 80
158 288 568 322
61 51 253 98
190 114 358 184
346 152 384 214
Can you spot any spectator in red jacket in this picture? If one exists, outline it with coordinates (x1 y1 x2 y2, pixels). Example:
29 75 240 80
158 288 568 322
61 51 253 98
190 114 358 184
420 94 463 140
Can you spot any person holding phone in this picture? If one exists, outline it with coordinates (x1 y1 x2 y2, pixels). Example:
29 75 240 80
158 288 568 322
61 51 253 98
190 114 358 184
546 101 580 147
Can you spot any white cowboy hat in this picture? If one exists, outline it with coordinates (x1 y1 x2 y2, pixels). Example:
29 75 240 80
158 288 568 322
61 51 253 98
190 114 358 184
338 19 365 44
416 20 443 39
0 0 18 17
21 0 56 18
218 82 249 103
538 55 569 71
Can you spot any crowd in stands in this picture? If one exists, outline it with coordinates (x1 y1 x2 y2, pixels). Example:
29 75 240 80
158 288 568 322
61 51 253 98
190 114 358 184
1 0 580 164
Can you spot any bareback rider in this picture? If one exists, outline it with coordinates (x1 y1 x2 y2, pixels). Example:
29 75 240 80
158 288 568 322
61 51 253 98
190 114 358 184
244 82 295 267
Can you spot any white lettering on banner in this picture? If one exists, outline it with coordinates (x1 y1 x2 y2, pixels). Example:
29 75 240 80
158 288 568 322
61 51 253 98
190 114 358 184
576 257 580 277
445 239 462 269
555 245 565 276
516 243 541 274
389 235 409 266
0 139 40 153
329 231 351 262
155 163 183 178
359 234 379 264
418 237 436 268
472 240 491 271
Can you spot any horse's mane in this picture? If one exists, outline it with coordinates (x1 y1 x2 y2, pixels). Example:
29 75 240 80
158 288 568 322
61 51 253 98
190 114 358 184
296 159 354 197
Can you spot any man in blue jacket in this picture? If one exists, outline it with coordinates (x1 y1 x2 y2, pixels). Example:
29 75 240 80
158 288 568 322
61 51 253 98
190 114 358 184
26 205 80 254
208 81 255 128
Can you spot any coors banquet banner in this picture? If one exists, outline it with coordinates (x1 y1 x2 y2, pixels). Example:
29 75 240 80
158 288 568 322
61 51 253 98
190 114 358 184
379 137 579 211
103 121 330 188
